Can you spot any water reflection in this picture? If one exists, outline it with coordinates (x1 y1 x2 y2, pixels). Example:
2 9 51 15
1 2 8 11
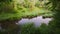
17 16 52 27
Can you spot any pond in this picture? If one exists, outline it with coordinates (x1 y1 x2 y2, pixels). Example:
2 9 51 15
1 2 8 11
16 16 52 27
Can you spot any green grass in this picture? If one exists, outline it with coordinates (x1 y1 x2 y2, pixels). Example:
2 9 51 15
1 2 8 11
0 7 53 21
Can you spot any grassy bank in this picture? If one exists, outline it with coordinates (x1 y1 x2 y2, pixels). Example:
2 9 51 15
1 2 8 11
0 7 53 21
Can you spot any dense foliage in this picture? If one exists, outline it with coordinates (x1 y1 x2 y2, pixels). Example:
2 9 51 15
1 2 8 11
48 0 60 34
0 0 60 34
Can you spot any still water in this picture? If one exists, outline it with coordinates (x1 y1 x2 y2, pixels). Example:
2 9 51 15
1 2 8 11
17 16 52 27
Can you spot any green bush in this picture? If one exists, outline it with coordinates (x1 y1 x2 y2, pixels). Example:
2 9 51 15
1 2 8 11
0 22 52 34
48 0 60 34
19 23 49 34
20 23 36 34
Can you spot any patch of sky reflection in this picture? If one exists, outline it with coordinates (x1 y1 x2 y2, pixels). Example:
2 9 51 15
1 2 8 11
17 16 52 27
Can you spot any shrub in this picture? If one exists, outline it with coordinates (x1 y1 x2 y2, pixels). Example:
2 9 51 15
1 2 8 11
20 23 36 34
